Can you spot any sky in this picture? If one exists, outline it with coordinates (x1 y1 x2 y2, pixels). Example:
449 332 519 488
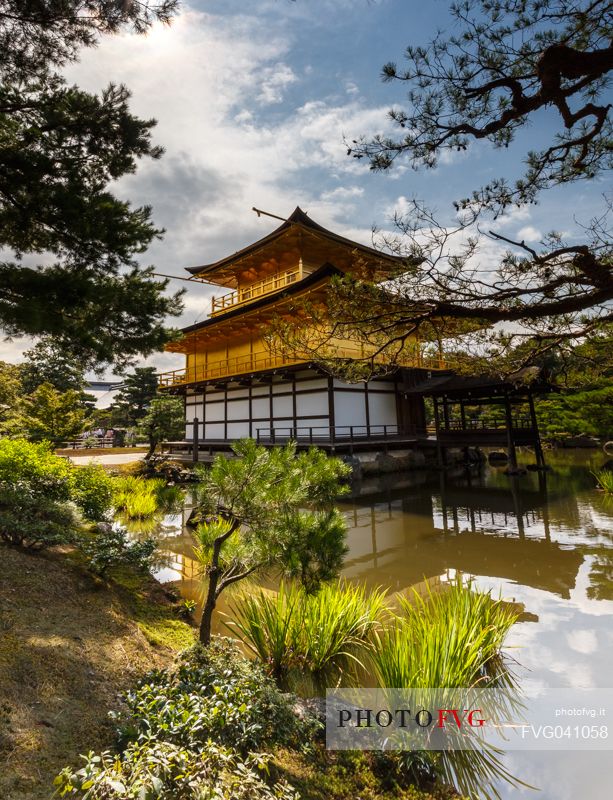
2 0 608 379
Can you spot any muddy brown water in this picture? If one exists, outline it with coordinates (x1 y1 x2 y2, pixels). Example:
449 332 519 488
140 449 613 800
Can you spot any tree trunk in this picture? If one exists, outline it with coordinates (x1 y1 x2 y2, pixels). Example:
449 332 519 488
199 565 220 645
198 521 238 645
144 436 156 461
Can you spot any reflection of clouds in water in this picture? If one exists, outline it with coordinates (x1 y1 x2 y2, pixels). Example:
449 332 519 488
566 628 598 654
469 574 609 691
501 750 610 800
570 557 613 616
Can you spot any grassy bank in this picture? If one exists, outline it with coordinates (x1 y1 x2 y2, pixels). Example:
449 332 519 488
0 545 194 800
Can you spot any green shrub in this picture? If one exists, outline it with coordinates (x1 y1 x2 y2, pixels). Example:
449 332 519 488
0 438 72 500
72 464 115 521
117 638 302 755
0 439 75 548
79 525 156 577
0 439 118 547
54 741 299 800
0 487 77 549
55 638 306 799
229 581 386 690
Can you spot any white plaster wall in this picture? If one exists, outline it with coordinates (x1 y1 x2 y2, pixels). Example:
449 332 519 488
333 389 367 427
206 402 225 422
296 390 328 417
251 397 269 418
227 399 249 419
273 394 293 417
204 422 225 439
227 422 250 439
368 391 398 428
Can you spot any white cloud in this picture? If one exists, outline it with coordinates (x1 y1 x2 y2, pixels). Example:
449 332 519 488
319 185 364 201
517 225 543 243
256 63 298 105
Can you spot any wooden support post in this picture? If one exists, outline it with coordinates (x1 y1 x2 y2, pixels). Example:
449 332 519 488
433 397 444 468
192 417 199 464
503 394 518 472
528 391 546 469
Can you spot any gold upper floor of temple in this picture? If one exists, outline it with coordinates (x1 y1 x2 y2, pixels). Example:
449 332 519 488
210 268 301 316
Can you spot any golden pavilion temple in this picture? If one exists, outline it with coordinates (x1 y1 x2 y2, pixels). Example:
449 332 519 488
158 207 446 450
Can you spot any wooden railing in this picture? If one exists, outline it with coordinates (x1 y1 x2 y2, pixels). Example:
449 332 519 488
443 417 534 431
211 270 300 316
255 424 407 445
158 351 300 388
158 349 447 388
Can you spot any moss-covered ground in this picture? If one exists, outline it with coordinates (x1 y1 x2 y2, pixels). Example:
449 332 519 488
0 545 194 800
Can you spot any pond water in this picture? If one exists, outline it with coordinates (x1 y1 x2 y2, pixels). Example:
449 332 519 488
145 449 613 800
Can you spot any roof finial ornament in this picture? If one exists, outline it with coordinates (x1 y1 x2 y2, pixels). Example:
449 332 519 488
251 206 287 222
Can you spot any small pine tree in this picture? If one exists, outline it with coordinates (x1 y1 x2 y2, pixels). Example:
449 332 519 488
137 395 185 459
192 439 351 645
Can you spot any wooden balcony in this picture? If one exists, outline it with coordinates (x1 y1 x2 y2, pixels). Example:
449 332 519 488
158 351 301 388
158 348 446 388
211 270 300 316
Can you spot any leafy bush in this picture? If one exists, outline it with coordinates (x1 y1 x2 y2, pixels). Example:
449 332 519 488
229 581 386 690
0 439 75 548
177 598 197 618
0 486 77 549
138 455 198 483
54 741 299 800
117 638 302 755
0 438 73 500
0 439 117 548
55 638 305 800
79 525 156 576
72 464 115 521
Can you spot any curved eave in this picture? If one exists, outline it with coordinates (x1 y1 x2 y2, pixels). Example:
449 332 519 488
186 206 406 278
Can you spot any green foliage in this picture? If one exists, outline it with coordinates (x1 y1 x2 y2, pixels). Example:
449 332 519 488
112 367 159 425
20 337 86 394
79 525 156 577
21 382 87 444
192 439 350 643
118 639 302 754
370 579 518 690
113 475 183 519
594 471 613 494
0 360 24 435
72 464 115 521
0 489 77 550
0 439 115 547
0 1 183 368
229 581 387 690
0 438 73 497
54 638 303 799
137 395 185 458
536 385 613 440
54 742 299 800
177 598 197 618
0 438 75 548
